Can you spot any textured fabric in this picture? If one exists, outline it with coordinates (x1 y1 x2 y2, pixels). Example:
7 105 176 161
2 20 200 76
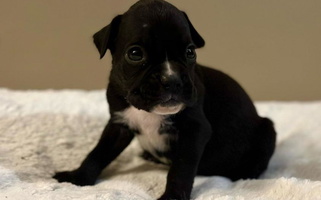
0 89 320 200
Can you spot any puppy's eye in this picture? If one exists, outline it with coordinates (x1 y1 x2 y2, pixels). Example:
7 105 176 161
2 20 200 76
126 46 144 62
186 46 196 60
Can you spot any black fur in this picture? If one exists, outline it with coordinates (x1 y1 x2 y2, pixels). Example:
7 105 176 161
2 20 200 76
53 1 276 199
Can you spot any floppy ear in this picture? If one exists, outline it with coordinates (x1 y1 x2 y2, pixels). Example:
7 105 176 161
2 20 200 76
182 12 205 48
93 15 122 59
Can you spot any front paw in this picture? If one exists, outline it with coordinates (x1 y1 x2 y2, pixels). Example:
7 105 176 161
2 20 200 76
53 170 96 186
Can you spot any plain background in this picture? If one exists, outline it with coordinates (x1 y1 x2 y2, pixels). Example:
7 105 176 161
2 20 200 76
1 0 320 101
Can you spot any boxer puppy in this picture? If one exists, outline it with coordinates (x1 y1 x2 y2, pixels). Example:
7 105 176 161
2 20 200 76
54 0 276 199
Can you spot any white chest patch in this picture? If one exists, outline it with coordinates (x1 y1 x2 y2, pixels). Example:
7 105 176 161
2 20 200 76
115 106 175 162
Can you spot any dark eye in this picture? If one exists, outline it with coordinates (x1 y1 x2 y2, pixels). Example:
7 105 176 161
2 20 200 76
186 46 196 60
126 46 144 62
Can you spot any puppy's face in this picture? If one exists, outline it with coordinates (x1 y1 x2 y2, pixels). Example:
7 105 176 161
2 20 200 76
94 0 205 114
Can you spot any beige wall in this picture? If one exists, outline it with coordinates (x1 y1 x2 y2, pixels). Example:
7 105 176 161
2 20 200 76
1 0 320 101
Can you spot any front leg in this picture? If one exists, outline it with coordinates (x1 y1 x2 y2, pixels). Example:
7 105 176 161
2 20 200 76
53 120 134 186
159 107 212 200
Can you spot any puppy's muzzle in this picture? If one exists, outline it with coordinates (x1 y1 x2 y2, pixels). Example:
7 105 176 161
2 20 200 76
159 73 183 92
127 61 191 115
151 73 185 115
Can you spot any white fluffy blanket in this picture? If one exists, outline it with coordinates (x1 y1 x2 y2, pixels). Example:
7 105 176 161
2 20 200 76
1 88 321 200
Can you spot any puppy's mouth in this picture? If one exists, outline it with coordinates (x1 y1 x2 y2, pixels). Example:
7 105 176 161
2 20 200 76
151 94 185 115
127 89 186 115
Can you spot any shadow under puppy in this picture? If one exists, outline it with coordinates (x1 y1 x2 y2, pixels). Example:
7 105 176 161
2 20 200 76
53 0 276 199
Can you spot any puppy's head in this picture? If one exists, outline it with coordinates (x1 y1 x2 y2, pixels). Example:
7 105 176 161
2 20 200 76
93 0 205 115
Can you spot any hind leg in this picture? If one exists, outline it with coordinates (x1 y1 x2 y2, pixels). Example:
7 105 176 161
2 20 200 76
232 118 276 180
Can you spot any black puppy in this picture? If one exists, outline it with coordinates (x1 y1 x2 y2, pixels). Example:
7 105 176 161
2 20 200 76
54 0 276 199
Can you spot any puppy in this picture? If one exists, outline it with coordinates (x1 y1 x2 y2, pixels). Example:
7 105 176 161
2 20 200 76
54 0 276 199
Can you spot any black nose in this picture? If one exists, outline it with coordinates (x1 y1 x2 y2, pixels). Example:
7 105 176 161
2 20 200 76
160 74 183 91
